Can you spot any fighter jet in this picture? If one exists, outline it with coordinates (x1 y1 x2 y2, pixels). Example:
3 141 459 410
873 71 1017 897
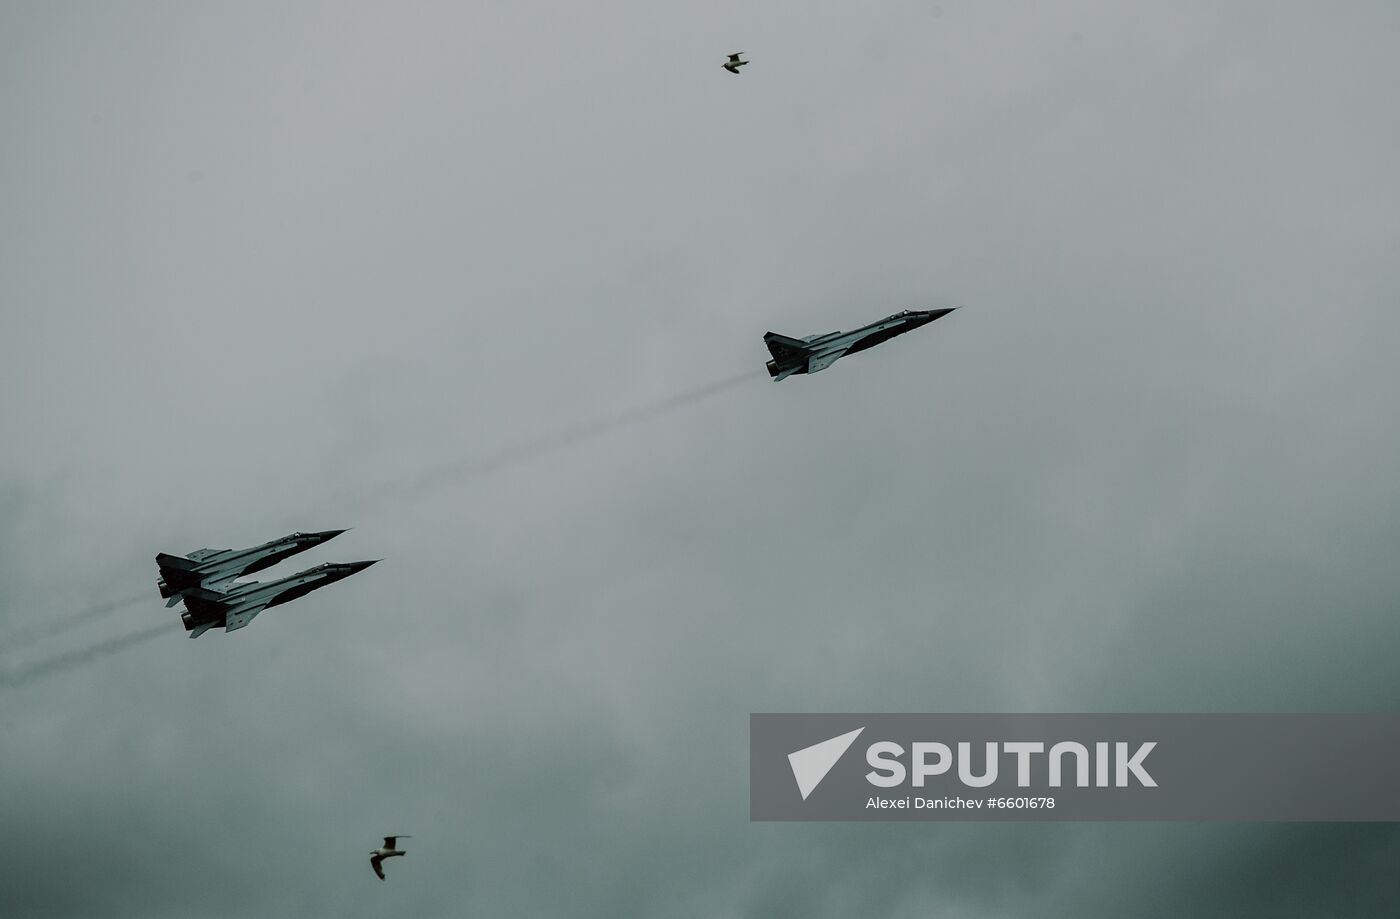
178 560 378 638
723 52 748 74
156 530 347 607
370 835 410 880
764 308 956 381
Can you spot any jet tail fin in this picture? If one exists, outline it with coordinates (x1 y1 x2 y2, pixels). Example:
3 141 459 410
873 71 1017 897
764 332 812 380
181 587 231 620
156 553 206 592
764 332 811 362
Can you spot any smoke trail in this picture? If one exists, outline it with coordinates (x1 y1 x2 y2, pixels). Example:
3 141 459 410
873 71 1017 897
342 371 757 513
0 371 755 648
0 591 149 649
0 623 169 689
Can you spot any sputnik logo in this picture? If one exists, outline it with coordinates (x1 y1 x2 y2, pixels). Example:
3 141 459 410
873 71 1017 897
787 727 865 800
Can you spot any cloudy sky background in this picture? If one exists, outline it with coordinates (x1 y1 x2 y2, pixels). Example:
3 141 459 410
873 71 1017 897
2 1 1398 915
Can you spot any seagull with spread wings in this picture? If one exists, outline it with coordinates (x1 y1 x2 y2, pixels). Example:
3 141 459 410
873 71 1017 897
723 52 749 74
369 835 411 880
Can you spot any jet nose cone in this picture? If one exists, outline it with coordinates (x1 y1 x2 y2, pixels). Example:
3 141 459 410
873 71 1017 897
315 528 349 541
348 559 380 573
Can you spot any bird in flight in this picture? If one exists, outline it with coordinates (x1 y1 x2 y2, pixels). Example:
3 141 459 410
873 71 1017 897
369 835 411 880
723 52 749 74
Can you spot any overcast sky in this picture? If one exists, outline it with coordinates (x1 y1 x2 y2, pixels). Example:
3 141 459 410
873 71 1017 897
2 1 1398 916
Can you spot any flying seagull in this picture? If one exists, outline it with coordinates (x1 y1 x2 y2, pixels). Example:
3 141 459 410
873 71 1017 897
723 52 748 74
370 835 411 880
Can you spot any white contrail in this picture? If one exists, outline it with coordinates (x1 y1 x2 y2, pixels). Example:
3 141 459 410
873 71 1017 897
0 374 756 665
0 591 149 650
341 371 757 514
0 623 169 689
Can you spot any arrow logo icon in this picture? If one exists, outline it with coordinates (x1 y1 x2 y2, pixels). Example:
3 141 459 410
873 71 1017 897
787 727 865 800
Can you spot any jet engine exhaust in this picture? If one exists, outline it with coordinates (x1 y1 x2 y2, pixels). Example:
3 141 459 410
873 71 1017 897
0 623 168 689
350 371 757 511
0 591 149 650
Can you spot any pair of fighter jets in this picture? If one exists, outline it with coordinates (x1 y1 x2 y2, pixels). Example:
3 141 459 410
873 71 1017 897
156 530 376 638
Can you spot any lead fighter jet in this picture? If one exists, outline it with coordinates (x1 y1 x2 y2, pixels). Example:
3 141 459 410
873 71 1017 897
178 560 378 638
156 530 347 607
764 308 956 381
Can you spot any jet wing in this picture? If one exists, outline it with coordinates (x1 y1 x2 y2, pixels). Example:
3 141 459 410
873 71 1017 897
200 573 240 593
807 350 845 374
223 606 264 633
